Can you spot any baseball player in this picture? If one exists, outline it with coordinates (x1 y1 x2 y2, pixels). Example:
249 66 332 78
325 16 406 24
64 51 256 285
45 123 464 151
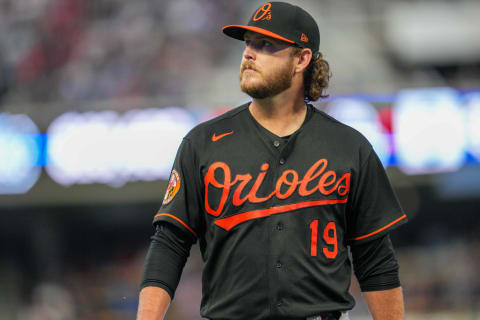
137 2 407 320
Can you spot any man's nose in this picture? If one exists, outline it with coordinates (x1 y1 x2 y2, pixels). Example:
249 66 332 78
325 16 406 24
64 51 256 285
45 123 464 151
243 43 256 61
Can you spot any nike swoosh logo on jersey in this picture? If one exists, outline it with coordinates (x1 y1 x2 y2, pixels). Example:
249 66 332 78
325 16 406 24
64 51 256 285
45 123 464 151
212 130 234 142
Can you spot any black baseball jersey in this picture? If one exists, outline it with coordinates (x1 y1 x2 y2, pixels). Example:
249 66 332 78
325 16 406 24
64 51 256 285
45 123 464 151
154 102 407 320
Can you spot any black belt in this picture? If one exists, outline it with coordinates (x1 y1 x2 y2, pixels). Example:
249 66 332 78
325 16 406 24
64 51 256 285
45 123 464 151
210 311 342 320
307 311 342 320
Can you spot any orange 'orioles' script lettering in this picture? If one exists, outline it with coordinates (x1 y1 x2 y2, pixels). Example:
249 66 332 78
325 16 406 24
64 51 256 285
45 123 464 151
204 159 350 230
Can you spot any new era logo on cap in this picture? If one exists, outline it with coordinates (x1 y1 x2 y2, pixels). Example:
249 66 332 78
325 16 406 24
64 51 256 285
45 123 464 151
301 33 309 43
222 2 320 53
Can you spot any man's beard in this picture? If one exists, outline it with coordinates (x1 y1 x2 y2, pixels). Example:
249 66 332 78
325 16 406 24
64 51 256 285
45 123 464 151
239 60 294 99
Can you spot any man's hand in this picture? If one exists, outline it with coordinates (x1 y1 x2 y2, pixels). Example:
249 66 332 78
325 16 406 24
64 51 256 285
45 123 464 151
137 286 171 320
363 287 405 320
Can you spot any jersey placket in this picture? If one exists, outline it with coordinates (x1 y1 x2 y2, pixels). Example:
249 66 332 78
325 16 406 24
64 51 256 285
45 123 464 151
268 135 298 315
247 108 309 315
249 122 293 314
253 130 290 313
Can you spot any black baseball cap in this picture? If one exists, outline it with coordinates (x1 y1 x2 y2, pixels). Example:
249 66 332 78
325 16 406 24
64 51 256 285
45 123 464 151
223 2 320 53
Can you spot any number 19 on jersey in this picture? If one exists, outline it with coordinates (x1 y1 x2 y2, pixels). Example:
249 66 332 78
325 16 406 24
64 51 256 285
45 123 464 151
309 220 338 259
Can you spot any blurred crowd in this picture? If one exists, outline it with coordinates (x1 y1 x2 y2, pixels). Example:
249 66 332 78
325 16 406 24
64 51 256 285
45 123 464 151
2 0 479 114
2 247 144 320
0 0 241 107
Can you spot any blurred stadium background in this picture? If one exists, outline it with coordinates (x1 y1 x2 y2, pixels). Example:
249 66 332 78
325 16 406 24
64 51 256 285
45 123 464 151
1 0 479 319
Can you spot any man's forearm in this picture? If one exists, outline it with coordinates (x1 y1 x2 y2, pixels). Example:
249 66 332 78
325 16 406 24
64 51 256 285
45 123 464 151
137 286 171 320
363 286 405 320
138 223 193 319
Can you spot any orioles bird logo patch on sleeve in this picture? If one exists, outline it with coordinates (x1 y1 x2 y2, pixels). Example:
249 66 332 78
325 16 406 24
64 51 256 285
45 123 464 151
163 169 181 205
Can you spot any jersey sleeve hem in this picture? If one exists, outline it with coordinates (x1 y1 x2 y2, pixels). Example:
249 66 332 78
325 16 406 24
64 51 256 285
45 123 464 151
360 281 401 292
348 214 407 242
153 213 198 238
140 280 174 299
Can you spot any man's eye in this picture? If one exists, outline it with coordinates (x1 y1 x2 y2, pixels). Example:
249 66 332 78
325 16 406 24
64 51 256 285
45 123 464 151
244 39 273 49
261 40 272 47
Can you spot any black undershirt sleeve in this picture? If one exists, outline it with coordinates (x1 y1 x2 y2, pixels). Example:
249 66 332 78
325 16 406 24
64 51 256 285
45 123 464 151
140 222 194 299
350 234 401 292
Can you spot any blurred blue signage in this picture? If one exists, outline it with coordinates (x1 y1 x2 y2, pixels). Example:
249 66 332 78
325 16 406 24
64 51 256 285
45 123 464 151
46 107 196 187
2 88 480 194
394 88 470 174
0 113 42 194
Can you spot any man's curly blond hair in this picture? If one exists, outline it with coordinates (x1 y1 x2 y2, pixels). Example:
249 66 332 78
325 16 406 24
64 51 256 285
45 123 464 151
292 48 331 101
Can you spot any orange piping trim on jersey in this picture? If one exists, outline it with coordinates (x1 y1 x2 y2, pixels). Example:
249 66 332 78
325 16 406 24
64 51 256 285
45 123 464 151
223 25 295 44
349 214 407 241
214 198 348 231
154 213 198 238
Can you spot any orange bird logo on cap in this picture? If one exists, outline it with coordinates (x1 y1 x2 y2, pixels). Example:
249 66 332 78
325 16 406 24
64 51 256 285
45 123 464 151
253 3 272 21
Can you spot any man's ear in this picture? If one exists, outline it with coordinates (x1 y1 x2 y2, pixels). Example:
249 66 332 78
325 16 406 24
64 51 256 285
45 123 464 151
294 48 312 74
